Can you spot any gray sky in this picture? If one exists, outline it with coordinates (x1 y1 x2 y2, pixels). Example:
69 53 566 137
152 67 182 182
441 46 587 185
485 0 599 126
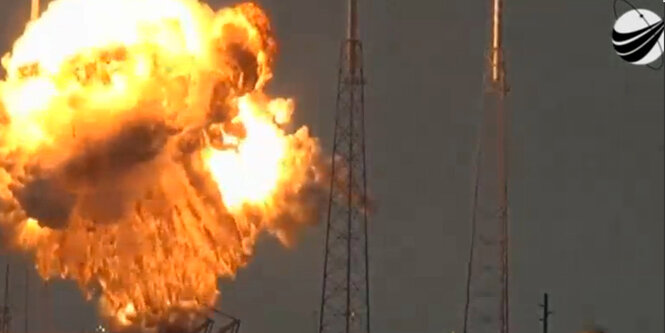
0 1 663 333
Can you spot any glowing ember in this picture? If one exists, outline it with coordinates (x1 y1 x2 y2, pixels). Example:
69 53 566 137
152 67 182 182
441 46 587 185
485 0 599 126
0 0 325 328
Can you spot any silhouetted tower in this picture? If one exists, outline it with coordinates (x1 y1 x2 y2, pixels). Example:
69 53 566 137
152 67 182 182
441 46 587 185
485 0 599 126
318 0 370 333
462 0 509 332
40 281 53 333
1 264 11 333
539 293 553 333
24 267 29 333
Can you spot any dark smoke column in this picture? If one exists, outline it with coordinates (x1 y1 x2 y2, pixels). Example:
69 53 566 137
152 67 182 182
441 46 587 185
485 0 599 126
461 0 510 332
317 1 371 333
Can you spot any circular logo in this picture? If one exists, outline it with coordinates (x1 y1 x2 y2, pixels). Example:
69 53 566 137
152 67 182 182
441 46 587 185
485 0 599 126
611 1 664 69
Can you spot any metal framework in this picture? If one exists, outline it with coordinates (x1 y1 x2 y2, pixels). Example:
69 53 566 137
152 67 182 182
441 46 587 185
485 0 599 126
209 309 241 333
157 309 240 333
462 0 510 332
318 1 370 333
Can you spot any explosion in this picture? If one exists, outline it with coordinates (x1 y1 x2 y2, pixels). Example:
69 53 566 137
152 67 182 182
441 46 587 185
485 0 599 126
0 0 326 327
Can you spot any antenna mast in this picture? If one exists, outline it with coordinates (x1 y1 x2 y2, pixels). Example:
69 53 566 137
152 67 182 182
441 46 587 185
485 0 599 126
462 0 510 332
318 0 371 333
539 293 553 333
347 0 358 73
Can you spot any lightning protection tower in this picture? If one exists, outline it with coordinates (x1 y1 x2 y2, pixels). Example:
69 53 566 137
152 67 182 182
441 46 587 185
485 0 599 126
462 0 510 332
318 1 370 333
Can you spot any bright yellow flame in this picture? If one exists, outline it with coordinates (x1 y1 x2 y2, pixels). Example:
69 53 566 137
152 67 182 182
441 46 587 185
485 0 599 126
116 303 137 327
16 218 50 248
205 96 287 210
491 0 502 82
0 0 323 327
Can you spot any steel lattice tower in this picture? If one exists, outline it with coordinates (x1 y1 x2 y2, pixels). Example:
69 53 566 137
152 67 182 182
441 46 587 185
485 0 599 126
318 1 370 333
462 0 510 333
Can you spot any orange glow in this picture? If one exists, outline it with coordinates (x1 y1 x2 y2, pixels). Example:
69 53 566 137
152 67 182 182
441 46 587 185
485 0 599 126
491 0 502 82
16 218 50 248
31 0 40 21
205 96 286 209
0 0 324 328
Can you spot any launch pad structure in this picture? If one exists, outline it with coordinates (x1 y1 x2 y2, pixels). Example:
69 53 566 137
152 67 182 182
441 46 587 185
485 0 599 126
462 0 510 332
318 1 371 333
5 0 508 332
0 259 241 333
156 309 241 333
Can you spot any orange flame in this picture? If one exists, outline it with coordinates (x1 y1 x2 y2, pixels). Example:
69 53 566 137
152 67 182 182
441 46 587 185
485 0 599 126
0 0 324 327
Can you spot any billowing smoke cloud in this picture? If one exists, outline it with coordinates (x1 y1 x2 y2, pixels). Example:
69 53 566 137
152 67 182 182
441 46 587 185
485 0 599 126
13 119 175 228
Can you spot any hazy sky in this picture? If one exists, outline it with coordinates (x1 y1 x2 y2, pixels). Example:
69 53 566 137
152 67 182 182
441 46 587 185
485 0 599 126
0 1 663 333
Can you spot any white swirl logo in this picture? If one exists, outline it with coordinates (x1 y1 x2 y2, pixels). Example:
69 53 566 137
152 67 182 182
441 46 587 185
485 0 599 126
611 0 664 69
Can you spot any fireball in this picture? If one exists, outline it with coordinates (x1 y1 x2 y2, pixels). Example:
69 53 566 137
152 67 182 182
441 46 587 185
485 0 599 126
0 0 325 327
